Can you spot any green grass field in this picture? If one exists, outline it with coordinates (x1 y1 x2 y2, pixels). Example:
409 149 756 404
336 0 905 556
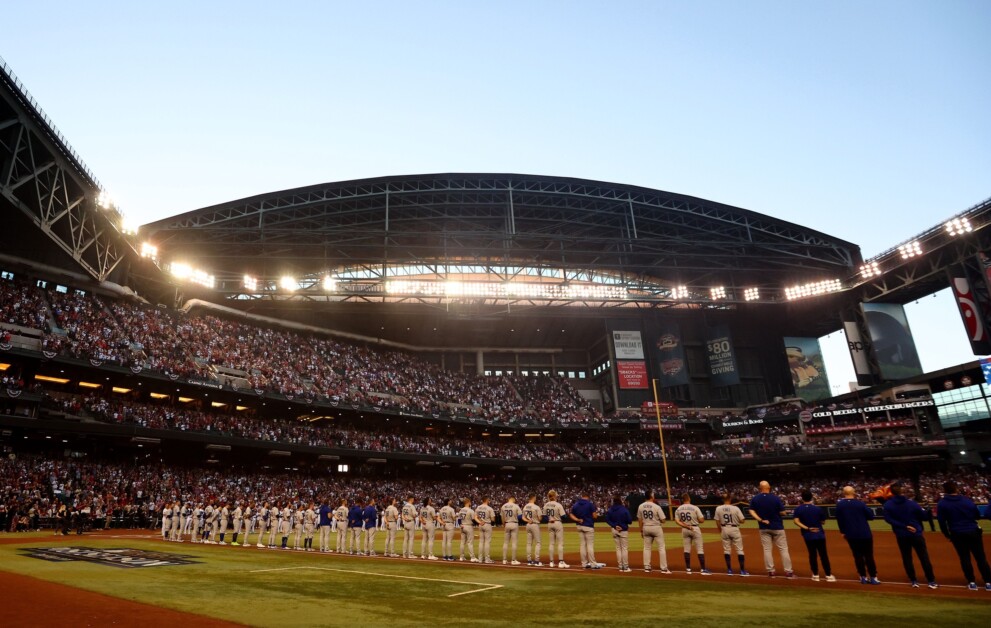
0 529 985 627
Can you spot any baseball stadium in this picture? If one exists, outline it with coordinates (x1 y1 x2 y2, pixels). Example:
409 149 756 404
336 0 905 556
2 37 991 628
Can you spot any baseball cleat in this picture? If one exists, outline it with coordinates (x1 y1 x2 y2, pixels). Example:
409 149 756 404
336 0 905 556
659 568 672 574
967 582 978 591
739 570 750 577
768 571 776 578
869 577 881 585
644 568 651 573
784 571 796 579
470 558 480 563
727 569 735 576
811 575 820 582
911 581 919 588
686 569 693 575
927 582 938 589
700 569 712 576
985 583 991 592
533 561 543 567
558 561 569 568
861 577 870 585
428 556 438 560
511 560 520 565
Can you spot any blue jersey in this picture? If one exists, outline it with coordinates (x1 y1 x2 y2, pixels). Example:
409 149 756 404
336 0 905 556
882 496 925 538
605 504 632 531
348 506 363 528
749 493 785 530
835 498 873 539
793 503 827 540
571 499 596 527
318 505 333 527
936 494 981 535
362 505 378 529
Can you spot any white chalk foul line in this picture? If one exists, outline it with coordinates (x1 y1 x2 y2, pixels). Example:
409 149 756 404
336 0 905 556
249 565 503 597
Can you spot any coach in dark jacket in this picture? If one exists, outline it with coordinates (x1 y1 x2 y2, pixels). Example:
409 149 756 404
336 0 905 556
882 482 937 588
836 485 880 584
937 481 991 590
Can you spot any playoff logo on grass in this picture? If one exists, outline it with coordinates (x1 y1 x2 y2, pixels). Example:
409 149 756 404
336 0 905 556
20 547 199 568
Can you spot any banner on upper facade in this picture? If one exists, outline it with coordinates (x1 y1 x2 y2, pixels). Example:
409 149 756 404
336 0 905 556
705 324 740 387
843 320 875 386
783 337 831 402
948 258 991 355
611 331 645 360
861 303 923 380
650 322 690 387
616 360 648 389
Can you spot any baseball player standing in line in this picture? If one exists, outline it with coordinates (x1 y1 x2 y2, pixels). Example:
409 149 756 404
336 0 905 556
714 493 748 576
836 485 881 584
292 503 305 550
383 498 400 557
544 490 569 568
501 496 522 565
522 494 542 566
205 502 218 544
191 502 204 544
317 498 333 552
637 491 669 573
348 499 364 554
793 490 835 582
231 502 243 546
169 501 181 541
881 482 937 588
255 501 269 548
439 498 457 561
161 502 172 541
279 503 293 550
362 498 378 556
303 502 317 551
181 502 193 538
570 491 603 569
333 499 349 553
475 497 496 563
218 502 230 545
457 498 479 562
243 502 255 545
419 497 438 560
401 496 418 559
748 481 795 578
267 503 281 548
606 495 633 572
674 493 710 575
937 480 991 591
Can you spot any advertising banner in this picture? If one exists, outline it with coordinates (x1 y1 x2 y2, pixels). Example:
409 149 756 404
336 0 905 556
948 259 991 355
861 303 923 380
616 360 648 389
705 324 740 387
783 337 831 402
611 331 645 360
649 322 690 387
843 320 875 386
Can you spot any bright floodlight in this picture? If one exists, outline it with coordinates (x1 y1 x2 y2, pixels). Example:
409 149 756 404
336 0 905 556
710 286 727 300
323 275 336 291
743 287 760 301
671 285 689 299
784 278 843 301
280 276 296 291
860 261 882 279
140 242 158 260
897 241 923 259
945 217 973 236
97 190 113 209
170 262 192 280
120 215 139 235
243 275 258 291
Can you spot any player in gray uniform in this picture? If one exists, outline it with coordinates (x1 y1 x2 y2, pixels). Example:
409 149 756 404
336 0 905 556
501 497 522 565
205 503 218 544
439 498 457 561
161 503 173 541
254 502 269 548
522 495 543 566
638 491 670 573
544 490 569 568
714 493 748 576
383 498 400 557
218 503 230 545
333 499 349 553
674 494 710 575
401 496 418 559
419 497 438 560
303 502 317 551
475 498 496 564
231 503 244 546
191 503 204 543
268 504 282 548
242 503 255 546
169 501 181 541
181 502 193 539
458 498 479 562
292 504 305 550
279 504 292 549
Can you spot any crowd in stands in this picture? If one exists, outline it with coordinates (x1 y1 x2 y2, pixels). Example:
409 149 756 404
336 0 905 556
2 452 988 533
0 278 601 426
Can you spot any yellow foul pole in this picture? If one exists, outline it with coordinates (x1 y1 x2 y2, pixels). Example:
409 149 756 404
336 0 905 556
651 378 675 521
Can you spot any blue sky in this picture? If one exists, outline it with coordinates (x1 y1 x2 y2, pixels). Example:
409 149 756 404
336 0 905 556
3 1 989 390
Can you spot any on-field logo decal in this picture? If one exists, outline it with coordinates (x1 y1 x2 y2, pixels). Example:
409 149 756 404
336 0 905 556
20 546 199 568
